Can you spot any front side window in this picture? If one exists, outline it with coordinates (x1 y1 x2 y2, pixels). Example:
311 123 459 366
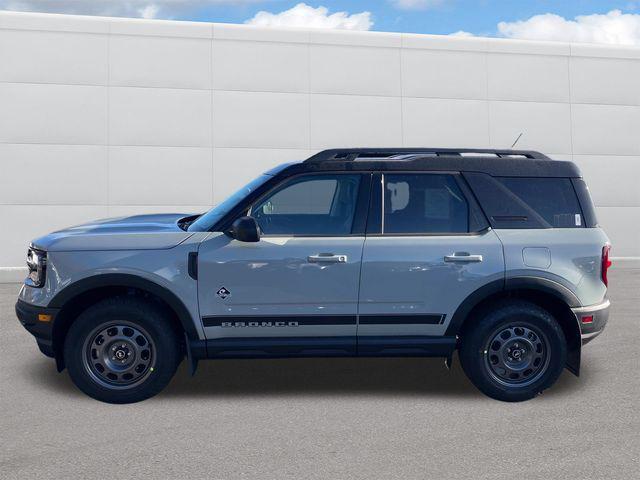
252 174 361 235
383 174 469 234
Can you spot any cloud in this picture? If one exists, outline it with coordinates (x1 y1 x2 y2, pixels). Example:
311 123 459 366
139 4 160 19
246 3 372 30
1 1 373 28
497 9 640 46
449 30 473 37
390 0 445 10
0 1 264 20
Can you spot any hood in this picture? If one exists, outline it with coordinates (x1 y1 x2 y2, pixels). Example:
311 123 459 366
32 213 198 252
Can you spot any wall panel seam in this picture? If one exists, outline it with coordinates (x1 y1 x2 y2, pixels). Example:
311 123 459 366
567 44 575 157
2 79 638 108
484 51 491 147
210 25 215 205
399 41 405 147
106 20 111 215
306 37 312 152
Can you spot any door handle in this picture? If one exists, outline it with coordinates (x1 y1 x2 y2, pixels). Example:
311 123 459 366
307 254 348 264
444 253 483 263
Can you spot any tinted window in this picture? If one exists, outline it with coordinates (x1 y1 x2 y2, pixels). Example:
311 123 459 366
571 178 598 227
496 177 583 228
252 174 360 235
383 174 469 234
262 179 338 214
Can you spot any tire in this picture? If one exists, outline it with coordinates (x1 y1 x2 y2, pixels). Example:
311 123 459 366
459 300 567 402
64 296 182 404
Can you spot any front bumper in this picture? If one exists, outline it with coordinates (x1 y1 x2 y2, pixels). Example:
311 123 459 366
572 299 610 345
15 299 60 357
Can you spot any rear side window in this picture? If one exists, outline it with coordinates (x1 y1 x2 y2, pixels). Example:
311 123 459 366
464 173 584 229
383 174 469 234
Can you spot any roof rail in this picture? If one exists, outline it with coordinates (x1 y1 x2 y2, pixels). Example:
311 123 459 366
304 148 549 163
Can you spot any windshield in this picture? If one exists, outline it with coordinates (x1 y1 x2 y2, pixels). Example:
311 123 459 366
188 174 272 232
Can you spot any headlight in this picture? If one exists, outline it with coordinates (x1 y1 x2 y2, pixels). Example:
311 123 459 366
26 246 47 288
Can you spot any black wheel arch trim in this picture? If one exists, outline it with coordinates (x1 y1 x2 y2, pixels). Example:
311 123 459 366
504 276 581 308
446 276 581 334
48 273 200 341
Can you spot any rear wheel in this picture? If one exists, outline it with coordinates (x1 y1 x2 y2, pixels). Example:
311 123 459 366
64 297 182 404
459 300 566 402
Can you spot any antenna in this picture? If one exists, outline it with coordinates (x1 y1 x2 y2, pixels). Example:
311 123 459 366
511 132 523 148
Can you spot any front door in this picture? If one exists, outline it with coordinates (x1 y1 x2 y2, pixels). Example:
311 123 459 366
357 173 504 352
197 173 370 356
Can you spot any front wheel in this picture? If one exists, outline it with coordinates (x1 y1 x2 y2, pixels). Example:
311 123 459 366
64 297 182 404
459 300 567 402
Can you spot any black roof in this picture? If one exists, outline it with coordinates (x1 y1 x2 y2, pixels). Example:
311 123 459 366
283 148 581 178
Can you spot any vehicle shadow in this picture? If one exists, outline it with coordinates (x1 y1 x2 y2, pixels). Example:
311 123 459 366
24 354 586 400
164 355 587 399
164 356 478 398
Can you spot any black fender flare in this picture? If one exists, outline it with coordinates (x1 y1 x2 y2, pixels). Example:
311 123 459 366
504 276 581 308
49 273 200 341
446 276 581 336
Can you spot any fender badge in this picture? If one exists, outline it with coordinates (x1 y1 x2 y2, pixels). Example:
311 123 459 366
216 287 231 299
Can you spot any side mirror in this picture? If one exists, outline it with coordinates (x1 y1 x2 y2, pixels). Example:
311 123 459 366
229 216 260 242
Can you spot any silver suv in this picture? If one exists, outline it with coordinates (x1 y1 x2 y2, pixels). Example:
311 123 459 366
16 148 611 403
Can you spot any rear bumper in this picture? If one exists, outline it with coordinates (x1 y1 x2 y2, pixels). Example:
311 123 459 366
572 299 610 345
15 299 60 357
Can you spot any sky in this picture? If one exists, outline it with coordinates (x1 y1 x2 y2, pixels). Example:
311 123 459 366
1 1 640 45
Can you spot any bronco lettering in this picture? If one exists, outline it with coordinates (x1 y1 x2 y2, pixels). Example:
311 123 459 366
220 321 299 328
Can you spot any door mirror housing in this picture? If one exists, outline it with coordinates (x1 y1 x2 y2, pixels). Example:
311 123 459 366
229 216 260 242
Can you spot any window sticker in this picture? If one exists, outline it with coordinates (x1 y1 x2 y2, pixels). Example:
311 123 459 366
386 182 410 212
575 214 582 226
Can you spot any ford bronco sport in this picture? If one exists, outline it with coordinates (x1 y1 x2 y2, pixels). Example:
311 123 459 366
16 148 611 403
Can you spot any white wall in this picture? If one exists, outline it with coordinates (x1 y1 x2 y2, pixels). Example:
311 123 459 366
1 11 639 280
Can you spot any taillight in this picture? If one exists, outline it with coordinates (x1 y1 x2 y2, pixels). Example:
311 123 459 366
601 245 612 287
581 315 594 324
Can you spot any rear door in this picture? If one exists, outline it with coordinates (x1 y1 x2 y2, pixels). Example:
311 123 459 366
357 172 504 348
197 173 370 355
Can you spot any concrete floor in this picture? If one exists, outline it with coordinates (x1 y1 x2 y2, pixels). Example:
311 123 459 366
1 264 639 480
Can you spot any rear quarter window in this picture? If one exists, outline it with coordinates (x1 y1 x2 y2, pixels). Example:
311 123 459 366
496 177 583 228
571 178 599 227
463 173 585 229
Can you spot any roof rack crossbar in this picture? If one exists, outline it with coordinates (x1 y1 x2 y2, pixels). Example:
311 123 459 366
304 148 549 163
